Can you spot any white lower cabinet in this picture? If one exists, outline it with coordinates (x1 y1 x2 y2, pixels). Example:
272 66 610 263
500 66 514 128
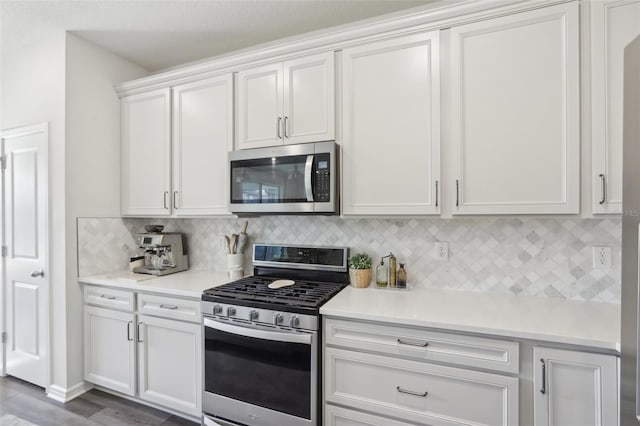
324 318 519 426
325 405 415 426
83 286 201 418
84 305 136 396
533 346 618 426
137 314 202 416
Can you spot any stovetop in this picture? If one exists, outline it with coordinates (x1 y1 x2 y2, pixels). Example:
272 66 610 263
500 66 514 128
202 276 348 314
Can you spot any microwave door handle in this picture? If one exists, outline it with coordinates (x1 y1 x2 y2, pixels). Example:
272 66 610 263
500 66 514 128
203 317 312 345
305 155 314 202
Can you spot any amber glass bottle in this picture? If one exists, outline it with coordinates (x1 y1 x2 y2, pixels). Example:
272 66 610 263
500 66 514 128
396 263 407 289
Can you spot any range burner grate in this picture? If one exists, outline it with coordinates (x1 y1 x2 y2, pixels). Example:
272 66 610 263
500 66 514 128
203 276 346 308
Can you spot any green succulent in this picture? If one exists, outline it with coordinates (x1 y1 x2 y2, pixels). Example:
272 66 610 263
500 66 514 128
349 253 372 270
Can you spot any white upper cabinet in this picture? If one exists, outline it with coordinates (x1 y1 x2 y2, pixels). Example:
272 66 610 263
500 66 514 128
283 53 335 144
591 0 640 214
121 75 233 217
533 346 618 426
172 75 233 215
342 32 441 215
450 3 580 214
121 89 172 216
236 51 334 149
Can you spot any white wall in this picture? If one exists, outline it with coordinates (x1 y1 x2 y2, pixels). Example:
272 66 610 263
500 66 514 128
1 24 68 390
1 14 147 394
64 33 148 388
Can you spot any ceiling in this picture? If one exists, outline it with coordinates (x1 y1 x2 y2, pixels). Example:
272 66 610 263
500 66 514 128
1 0 438 72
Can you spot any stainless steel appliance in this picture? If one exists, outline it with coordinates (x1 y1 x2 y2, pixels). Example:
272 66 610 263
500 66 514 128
228 141 337 215
133 232 189 276
201 244 349 426
621 34 640 424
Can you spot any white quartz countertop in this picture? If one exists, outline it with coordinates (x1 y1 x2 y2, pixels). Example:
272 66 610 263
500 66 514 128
78 270 231 299
320 286 621 353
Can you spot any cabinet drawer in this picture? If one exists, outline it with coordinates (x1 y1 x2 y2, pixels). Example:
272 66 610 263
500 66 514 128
325 405 415 426
137 293 200 323
325 347 519 426
84 286 135 311
325 318 519 374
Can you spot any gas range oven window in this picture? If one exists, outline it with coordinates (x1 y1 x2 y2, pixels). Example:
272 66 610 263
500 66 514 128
204 323 312 420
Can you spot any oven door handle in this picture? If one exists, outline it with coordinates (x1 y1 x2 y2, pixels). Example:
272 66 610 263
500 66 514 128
304 155 314 202
204 317 312 345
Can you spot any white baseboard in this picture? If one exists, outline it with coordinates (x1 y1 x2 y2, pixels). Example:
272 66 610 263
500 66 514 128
47 381 93 403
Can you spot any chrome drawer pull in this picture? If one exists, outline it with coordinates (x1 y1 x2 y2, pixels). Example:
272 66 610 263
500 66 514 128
397 338 429 347
159 304 178 310
100 294 117 300
540 358 546 394
397 386 428 397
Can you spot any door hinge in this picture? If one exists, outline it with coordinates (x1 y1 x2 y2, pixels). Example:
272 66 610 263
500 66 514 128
1 246 6 257
0 155 6 171
1 332 7 344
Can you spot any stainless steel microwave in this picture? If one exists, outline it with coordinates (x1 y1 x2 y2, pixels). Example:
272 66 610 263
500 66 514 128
228 141 337 214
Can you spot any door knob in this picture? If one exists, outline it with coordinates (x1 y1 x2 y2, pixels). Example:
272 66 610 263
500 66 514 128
30 270 45 278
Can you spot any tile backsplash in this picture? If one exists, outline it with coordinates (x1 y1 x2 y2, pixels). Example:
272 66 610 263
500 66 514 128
77 216 621 304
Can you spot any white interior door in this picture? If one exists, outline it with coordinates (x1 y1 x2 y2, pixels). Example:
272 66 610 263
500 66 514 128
1 123 49 387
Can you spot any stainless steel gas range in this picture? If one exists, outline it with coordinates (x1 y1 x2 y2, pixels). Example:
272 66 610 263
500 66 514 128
201 244 349 426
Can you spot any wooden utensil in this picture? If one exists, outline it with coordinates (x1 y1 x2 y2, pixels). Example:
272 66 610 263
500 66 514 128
230 234 239 254
237 221 249 254
224 235 231 254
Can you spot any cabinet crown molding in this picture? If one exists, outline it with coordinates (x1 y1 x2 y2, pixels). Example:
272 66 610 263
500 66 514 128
114 0 570 97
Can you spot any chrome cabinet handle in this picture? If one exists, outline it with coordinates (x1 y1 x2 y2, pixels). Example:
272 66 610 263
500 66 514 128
435 180 439 208
540 358 546 394
455 179 460 207
173 191 178 209
397 338 429 347
277 117 282 139
599 174 606 205
163 191 169 209
127 321 133 341
397 386 428 397
137 322 144 343
100 294 116 300
159 304 178 310
30 270 45 278
284 116 289 138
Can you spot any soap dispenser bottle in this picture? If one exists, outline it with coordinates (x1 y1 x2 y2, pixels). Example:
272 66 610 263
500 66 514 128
376 258 388 288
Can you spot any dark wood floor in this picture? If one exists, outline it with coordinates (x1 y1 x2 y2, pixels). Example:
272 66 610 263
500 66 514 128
0 376 198 426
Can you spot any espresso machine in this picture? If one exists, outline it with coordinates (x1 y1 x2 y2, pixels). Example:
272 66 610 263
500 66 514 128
133 232 189 276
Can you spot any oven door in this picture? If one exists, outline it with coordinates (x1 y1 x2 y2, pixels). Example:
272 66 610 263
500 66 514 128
202 317 317 426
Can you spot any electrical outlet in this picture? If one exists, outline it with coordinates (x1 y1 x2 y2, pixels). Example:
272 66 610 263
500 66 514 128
434 242 449 261
592 246 612 269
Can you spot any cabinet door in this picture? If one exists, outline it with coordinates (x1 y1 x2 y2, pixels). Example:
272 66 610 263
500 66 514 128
236 63 284 149
283 52 335 144
84 306 136 396
172 74 233 216
534 347 618 426
342 32 441 215
121 89 172 216
137 315 202 416
591 0 640 214
450 3 579 214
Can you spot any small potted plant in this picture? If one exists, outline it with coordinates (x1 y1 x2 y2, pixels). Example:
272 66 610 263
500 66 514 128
348 253 372 288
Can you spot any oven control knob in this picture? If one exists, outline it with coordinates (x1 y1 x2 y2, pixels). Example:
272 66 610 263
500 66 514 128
290 316 300 328
274 313 284 325
227 307 236 317
213 305 223 315
249 310 259 320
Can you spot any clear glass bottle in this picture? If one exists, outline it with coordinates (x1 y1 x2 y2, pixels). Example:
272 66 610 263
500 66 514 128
388 253 397 288
376 259 388 288
396 263 407 289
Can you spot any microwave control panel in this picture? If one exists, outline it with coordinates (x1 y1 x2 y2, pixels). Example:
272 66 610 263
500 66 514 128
314 153 331 202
